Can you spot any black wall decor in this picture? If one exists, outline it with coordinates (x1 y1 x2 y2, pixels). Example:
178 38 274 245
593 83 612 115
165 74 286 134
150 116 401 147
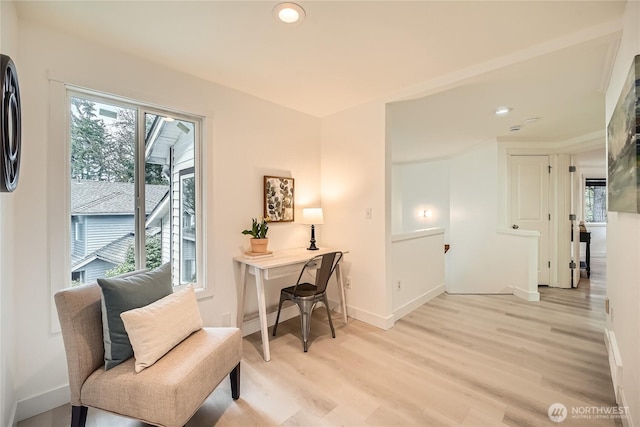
0 54 21 193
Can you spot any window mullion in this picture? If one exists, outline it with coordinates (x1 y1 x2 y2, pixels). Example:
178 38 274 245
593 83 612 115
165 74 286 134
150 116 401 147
135 107 146 270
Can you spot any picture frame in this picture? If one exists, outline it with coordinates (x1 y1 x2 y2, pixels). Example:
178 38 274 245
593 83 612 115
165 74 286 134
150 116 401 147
264 176 294 222
607 54 640 214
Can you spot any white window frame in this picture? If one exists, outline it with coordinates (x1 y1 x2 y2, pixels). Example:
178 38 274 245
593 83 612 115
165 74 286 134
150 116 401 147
48 81 210 331
583 176 607 224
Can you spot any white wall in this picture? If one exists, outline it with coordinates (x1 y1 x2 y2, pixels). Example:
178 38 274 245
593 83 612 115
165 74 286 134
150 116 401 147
604 1 640 424
585 223 606 256
390 160 450 317
389 142 537 300
320 102 392 329
1 2 19 425
15 18 321 420
392 160 450 237
391 229 445 318
448 141 539 300
391 165 403 234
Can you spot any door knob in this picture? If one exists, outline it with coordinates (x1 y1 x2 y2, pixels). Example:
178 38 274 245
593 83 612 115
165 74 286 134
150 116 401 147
512 224 519 229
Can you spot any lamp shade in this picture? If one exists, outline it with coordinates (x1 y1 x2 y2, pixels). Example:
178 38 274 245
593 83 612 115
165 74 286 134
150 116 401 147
302 208 324 225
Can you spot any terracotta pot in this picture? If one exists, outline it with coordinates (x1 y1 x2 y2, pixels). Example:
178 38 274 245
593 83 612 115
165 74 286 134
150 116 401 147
250 238 269 253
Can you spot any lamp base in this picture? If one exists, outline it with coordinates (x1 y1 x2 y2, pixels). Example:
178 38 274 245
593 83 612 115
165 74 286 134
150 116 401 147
307 224 319 250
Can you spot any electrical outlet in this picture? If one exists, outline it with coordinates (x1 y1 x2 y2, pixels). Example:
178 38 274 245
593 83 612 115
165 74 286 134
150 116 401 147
395 280 401 290
345 276 352 289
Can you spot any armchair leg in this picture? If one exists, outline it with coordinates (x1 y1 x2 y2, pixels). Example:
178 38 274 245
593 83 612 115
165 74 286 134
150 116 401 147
230 362 241 400
71 405 88 427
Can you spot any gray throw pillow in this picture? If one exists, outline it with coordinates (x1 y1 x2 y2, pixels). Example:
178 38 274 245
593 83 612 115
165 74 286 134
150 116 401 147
97 263 173 370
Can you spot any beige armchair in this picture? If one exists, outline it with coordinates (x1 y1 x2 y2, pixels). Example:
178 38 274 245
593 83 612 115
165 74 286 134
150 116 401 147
55 277 242 427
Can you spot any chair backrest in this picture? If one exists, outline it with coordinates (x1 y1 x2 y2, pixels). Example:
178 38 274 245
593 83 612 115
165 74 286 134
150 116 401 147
54 282 105 406
295 251 343 294
54 269 147 406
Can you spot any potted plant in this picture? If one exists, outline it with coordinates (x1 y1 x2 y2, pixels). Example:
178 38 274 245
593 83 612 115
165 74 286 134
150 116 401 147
242 217 269 253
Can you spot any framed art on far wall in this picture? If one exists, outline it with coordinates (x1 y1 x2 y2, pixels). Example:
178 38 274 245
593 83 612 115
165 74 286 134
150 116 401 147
264 176 294 222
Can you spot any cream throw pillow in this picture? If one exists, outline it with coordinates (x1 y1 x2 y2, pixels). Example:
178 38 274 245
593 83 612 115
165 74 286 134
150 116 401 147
120 285 203 373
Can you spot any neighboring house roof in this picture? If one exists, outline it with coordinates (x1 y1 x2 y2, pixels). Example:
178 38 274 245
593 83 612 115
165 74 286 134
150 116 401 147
96 232 134 265
72 227 161 271
71 180 169 215
146 192 169 228
72 232 133 271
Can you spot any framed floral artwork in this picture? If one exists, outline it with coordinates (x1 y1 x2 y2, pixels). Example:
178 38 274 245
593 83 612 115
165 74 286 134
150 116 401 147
264 176 294 222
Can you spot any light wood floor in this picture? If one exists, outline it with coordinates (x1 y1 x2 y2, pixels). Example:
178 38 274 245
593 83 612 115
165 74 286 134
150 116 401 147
21 256 621 426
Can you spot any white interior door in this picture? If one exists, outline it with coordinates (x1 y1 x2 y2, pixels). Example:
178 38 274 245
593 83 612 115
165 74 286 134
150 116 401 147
510 155 551 285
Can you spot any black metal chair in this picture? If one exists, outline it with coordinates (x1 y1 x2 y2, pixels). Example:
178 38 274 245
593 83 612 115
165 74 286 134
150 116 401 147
272 251 343 352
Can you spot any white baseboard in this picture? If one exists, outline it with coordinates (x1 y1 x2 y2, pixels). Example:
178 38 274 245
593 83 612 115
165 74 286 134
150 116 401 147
336 301 395 331
512 286 540 301
393 283 445 322
9 399 17 427
16 384 69 422
619 389 633 427
603 329 633 426
604 329 623 403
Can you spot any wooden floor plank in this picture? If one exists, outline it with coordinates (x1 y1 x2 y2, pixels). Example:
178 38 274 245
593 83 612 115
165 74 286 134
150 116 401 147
21 256 622 426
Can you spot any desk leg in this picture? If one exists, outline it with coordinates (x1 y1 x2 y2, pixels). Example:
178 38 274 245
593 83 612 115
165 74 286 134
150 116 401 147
236 263 247 328
255 271 271 361
335 264 348 324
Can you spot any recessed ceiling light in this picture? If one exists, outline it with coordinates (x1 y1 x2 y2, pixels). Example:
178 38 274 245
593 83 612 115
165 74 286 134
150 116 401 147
523 117 541 124
273 2 306 24
495 106 512 117
509 125 522 132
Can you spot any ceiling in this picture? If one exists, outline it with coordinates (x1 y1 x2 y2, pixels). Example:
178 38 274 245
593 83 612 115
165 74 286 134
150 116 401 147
388 34 619 162
15 1 626 162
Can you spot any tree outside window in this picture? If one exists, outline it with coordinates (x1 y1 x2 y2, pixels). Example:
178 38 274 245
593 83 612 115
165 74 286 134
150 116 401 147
584 178 606 223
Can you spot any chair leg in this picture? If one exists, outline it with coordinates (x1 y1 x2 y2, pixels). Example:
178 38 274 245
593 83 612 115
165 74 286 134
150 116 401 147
323 294 336 338
299 300 314 352
230 362 240 400
272 296 285 336
71 405 88 427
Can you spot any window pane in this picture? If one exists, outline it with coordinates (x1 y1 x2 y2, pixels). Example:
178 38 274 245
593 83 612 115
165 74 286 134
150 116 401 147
144 114 196 286
69 97 136 286
69 95 199 289
585 179 607 223
180 170 196 284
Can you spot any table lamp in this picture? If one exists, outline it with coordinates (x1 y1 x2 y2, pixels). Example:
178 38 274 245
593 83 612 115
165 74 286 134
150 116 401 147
302 208 324 250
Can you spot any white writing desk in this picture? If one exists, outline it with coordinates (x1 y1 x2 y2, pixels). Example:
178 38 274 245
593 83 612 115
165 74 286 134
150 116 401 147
234 247 348 361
